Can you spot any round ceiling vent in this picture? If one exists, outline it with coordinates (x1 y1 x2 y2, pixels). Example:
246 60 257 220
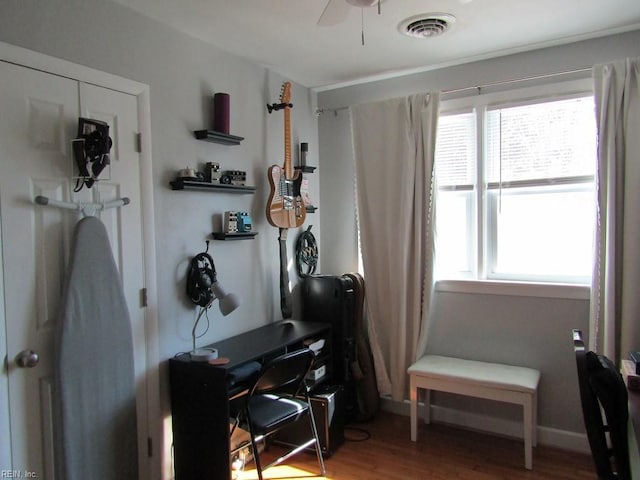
398 13 456 39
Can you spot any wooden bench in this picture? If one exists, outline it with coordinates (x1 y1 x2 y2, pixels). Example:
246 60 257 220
408 355 541 470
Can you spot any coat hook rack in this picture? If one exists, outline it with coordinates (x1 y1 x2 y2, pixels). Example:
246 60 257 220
34 195 130 218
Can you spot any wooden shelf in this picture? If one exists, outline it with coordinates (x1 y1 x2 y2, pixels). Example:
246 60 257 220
212 232 258 240
170 179 255 193
193 130 244 145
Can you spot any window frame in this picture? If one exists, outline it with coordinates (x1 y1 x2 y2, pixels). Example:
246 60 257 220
435 77 596 296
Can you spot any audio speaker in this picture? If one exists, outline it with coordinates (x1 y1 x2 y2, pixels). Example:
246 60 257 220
275 385 344 457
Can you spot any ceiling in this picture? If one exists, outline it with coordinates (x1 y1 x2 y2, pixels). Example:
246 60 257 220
111 0 640 90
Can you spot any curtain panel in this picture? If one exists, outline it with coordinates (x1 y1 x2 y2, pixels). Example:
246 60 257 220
590 57 640 361
350 93 439 401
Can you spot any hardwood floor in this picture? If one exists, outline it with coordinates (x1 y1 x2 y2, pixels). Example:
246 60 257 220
243 411 597 480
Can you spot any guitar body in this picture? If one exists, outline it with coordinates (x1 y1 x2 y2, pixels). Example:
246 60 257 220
266 81 306 229
266 164 306 228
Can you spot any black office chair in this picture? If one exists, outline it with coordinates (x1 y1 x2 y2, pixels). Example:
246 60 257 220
231 348 326 480
573 329 631 480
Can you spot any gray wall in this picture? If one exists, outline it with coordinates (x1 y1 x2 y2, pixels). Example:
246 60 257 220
317 30 640 437
0 0 321 347
0 0 321 458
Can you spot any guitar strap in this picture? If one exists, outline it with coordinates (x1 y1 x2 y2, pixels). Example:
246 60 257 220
278 228 293 319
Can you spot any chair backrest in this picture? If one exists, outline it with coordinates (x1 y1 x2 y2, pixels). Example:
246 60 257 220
250 348 315 398
573 329 631 480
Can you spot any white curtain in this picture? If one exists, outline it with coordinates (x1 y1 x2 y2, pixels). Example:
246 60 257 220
590 57 640 361
350 93 439 401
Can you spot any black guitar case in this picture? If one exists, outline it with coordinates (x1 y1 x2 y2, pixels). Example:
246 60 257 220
302 275 357 421
302 273 379 423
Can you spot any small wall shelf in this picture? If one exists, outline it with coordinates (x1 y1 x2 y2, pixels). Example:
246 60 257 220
170 179 255 193
193 130 244 146
295 165 316 173
212 232 258 240
306 205 317 213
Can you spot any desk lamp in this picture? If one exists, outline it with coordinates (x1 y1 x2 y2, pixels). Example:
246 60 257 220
187 245 239 361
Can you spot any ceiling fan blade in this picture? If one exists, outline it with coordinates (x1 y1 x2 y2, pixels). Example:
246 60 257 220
317 0 351 26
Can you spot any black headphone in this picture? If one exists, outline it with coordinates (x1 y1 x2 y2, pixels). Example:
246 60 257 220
85 129 112 175
186 252 217 307
74 118 113 191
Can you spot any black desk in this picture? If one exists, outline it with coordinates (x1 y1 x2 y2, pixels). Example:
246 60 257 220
169 319 332 480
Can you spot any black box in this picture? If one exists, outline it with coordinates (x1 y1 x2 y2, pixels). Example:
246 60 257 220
275 385 344 457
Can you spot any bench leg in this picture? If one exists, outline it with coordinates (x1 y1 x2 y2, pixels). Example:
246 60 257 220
410 376 432 442
532 391 538 447
424 389 431 424
523 395 533 470
410 376 418 441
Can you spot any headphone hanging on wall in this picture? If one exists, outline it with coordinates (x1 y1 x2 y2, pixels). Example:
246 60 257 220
186 251 217 308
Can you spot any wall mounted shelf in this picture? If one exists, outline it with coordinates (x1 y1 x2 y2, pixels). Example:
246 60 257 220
212 232 258 240
170 179 256 193
193 130 244 145
306 205 317 213
295 165 316 173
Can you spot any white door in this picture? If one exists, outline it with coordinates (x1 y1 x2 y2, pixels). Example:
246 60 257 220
0 61 148 479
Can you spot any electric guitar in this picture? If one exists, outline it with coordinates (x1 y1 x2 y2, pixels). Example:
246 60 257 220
266 82 306 228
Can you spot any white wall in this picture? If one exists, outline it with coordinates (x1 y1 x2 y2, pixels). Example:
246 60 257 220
0 0 320 475
0 0 321 350
317 30 640 442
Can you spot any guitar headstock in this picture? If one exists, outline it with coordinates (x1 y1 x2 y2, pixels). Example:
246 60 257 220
280 81 291 104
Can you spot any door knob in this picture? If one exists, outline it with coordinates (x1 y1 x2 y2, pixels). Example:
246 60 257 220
15 349 39 368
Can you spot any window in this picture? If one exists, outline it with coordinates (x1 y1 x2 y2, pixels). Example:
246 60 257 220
434 82 597 284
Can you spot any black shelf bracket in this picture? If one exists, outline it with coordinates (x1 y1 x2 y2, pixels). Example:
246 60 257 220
212 232 258 240
170 179 256 193
193 130 244 145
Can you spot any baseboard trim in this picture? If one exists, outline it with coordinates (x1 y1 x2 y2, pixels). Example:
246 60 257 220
380 396 590 454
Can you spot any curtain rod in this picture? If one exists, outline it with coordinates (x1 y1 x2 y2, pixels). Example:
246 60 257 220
315 66 592 116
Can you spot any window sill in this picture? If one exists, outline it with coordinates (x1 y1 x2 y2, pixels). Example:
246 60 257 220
435 279 590 300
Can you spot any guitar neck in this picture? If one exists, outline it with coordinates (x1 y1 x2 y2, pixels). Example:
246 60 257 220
284 107 293 179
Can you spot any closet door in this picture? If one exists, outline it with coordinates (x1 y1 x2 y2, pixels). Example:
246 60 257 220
0 60 79 478
0 61 147 479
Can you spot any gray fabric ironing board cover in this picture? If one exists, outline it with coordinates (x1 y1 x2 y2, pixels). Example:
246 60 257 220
54 216 138 479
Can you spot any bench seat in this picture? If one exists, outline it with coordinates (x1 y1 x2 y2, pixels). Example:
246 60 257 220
408 355 540 470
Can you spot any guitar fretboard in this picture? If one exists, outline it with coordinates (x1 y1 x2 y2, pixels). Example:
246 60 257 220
284 106 292 179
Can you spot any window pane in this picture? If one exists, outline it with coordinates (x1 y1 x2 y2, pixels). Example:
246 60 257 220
435 190 473 278
434 89 596 285
435 112 476 187
488 185 594 281
486 97 596 184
